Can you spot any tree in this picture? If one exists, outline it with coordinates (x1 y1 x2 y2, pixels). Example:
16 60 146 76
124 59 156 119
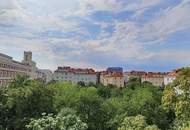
75 87 109 130
126 77 141 89
162 68 190 129
50 82 81 111
77 81 86 87
1 75 54 130
97 85 111 99
118 115 160 130
26 108 87 130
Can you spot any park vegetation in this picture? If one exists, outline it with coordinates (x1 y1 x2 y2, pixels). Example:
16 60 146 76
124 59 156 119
0 68 189 130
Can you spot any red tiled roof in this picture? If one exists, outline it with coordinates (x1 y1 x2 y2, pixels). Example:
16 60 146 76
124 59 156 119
167 71 177 77
55 66 96 74
142 72 166 78
101 71 124 77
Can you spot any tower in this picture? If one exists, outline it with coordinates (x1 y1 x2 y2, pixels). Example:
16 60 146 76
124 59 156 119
23 51 32 62
22 51 36 67
22 51 37 79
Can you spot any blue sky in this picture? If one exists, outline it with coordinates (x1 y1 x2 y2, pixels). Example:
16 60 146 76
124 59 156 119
0 0 190 71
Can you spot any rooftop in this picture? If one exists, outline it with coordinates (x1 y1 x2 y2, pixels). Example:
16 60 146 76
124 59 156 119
55 66 96 74
0 53 13 60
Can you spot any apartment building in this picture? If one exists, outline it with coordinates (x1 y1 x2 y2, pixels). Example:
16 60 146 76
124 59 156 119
0 52 31 86
164 71 176 85
53 66 97 84
38 69 53 83
100 71 124 88
141 72 166 87
124 71 146 83
0 51 50 86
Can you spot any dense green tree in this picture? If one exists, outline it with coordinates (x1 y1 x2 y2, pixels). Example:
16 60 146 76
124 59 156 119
26 108 87 130
162 68 190 129
0 69 189 130
97 85 111 98
49 82 81 111
77 81 86 87
118 115 160 130
75 87 109 130
126 77 141 89
0 75 54 130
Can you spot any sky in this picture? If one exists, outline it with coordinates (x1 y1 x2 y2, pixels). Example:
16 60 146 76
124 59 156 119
0 0 190 71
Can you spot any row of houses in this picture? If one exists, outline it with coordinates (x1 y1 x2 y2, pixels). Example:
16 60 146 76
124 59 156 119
124 70 177 87
53 66 177 87
0 51 177 87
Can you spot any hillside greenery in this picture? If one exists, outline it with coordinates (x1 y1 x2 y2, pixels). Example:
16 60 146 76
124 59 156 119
0 68 190 130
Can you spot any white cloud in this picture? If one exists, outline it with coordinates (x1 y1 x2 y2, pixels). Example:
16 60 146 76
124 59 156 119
153 49 190 63
139 0 190 43
0 0 190 70
126 0 161 11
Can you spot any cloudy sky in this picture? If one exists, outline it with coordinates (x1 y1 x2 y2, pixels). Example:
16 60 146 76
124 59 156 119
0 0 190 71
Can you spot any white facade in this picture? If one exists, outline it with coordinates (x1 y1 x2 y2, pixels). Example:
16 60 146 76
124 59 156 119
124 72 129 84
39 69 53 83
164 71 177 86
53 67 97 85
164 76 176 85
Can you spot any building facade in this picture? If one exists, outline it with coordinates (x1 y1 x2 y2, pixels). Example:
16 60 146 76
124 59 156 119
126 71 147 79
141 72 166 87
0 53 31 86
100 71 124 88
0 51 47 86
107 67 123 73
53 66 97 84
164 71 176 85
22 51 39 79
38 69 53 83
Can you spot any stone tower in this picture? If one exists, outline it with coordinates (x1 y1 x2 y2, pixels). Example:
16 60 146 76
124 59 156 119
23 51 32 62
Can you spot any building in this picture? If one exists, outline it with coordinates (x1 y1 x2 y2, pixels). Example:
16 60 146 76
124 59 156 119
38 69 53 83
126 71 147 79
0 51 47 86
22 51 38 79
107 67 123 73
0 52 31 86
123 72 129 85
100 71 124 88
164 71 176 85
53 66 97 85
124 71 146 84
141 72 166 87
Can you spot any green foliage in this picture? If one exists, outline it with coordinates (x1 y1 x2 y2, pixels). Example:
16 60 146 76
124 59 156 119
162 69 190 119
171 119 190 130
0 70 189 130
75 87 109 130
97 85 111 98
0 75 54 130
26 108 87 130
126 77 141 89
162 68 190 129
144 125 160 130
118 115 160 130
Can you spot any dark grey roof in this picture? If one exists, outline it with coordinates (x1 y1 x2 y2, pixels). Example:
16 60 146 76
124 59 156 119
0 53 13 59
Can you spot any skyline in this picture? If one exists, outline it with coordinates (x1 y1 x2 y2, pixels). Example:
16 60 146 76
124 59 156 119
0 0 190 71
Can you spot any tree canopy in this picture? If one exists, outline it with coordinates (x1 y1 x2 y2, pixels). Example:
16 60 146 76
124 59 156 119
0 68 189 130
